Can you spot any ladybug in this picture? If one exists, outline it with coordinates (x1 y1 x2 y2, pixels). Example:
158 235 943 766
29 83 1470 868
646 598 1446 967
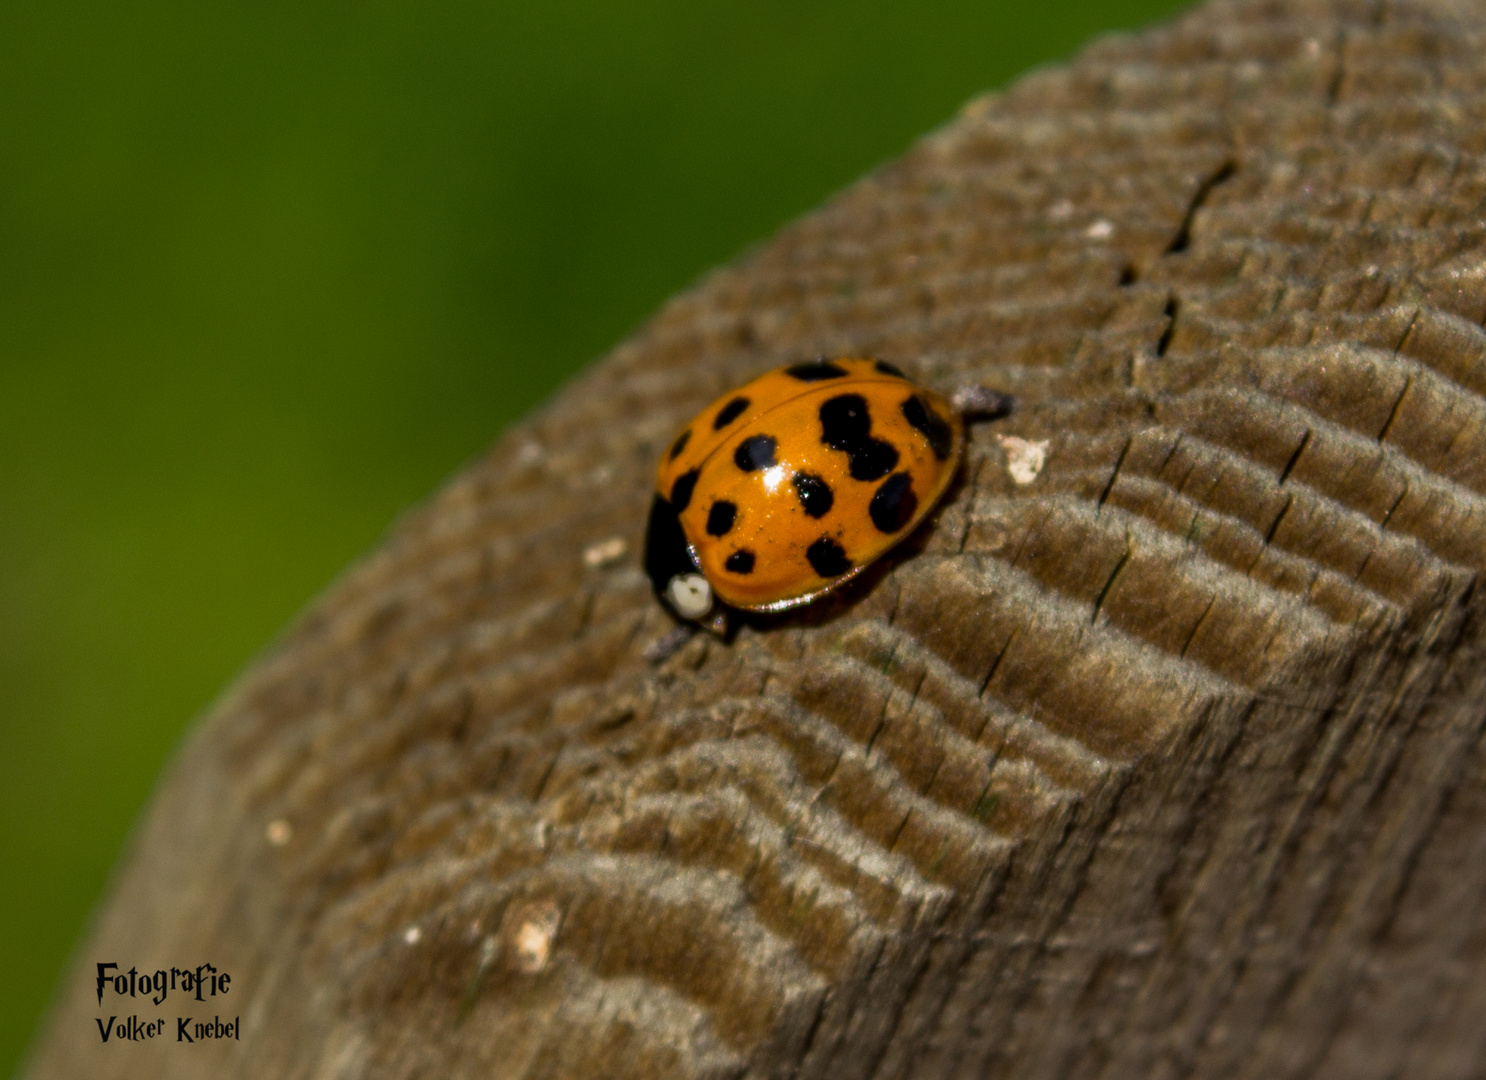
645 358 1010 639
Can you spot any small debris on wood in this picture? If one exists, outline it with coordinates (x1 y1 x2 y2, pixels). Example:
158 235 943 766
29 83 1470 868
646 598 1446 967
582 536 628 568
511 900 562 974
952 385 1015 421
997 435 1050 485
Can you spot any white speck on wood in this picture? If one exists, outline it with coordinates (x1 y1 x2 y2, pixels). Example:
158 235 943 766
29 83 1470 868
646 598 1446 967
583 536 628 568
511 900 562 974
997 435 1050 485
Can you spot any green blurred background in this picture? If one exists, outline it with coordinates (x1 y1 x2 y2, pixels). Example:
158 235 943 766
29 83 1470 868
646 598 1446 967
0 0 1190 1072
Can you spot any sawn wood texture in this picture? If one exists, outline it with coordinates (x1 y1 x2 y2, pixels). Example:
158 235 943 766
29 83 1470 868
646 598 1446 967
25 0 1486 1077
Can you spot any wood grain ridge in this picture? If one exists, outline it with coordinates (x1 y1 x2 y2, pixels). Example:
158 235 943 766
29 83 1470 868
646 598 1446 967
25 1 1486 1078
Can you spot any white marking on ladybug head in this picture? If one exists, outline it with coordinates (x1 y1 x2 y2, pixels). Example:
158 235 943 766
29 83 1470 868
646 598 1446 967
667 574 713 620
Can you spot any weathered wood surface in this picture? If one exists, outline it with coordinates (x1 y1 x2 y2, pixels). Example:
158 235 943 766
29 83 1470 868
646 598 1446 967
26 0 1486 1076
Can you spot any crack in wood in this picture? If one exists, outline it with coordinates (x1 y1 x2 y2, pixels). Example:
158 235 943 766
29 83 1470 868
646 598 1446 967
1090 544 1133 624
1279 429 1313 485
1165 161 1238 255
1156 295 1181 357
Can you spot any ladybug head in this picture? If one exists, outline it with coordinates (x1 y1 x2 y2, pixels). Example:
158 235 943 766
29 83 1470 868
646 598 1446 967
644 495 713 621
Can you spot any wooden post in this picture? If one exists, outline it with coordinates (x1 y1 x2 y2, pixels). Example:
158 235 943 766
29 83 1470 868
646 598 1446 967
25 1 1486 1076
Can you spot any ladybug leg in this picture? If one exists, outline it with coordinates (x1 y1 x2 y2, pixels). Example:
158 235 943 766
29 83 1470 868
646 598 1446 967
951 385 1015 422
642 607 731 663
643 623 697 663
699 608 730 638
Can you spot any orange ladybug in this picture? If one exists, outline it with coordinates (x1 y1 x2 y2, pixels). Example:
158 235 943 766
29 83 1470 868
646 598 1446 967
645 358 1009 633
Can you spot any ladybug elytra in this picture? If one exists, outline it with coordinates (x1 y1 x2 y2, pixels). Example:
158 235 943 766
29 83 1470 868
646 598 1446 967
645 358 1005 631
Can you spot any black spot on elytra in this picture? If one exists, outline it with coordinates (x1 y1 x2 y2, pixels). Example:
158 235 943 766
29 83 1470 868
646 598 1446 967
669 429 691 460
670 469 699 513
806 537 852 577
734 434 777 471
713 396 750 430
706 500 737 537
870 472 918 533
819 393 899 481
874 360 906 378
786 360 847 381
901 394 953 460
792 472 834 518
725 549 755 574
